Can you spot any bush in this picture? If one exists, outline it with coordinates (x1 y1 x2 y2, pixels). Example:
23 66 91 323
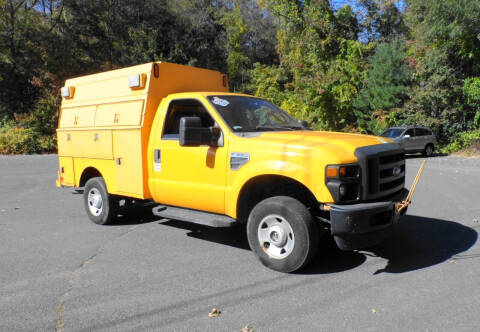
0 121 57 155
441 129 480 154
0 124 39 154
0 92 59 155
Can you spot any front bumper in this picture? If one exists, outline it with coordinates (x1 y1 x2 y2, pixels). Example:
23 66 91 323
329 188 409 250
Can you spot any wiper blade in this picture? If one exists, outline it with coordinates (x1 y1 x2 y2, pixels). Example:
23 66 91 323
255 126 287 131
235 126 281 132
235 125 303 132
279 126 304 130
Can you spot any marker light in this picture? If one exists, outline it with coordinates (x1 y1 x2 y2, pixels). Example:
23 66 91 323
61 86 75 99
128 74 146 89
326 166 338 178
326 165 359 178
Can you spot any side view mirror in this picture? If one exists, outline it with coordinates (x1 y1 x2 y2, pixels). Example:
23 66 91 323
403 134 411 138
179 116 220 147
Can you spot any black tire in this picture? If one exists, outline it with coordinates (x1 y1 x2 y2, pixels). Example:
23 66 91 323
83 177 117 225
423 144 434 156
246 196 318 273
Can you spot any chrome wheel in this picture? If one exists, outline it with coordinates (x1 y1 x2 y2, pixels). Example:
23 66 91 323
87 188 103 216
257 214 295 259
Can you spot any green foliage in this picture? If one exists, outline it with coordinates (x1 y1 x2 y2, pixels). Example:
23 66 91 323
0 1 45 118
1 0 480 154
405 0 480 143
357 0 408 42
252 1 368 130
30 93 61 136
0 122 37 154
354 39 411 133
335 6 360 41
0 117 57 155
220 4 251 91
463 77 480 126
441 129 480 154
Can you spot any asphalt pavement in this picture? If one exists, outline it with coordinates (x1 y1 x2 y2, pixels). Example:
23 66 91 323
0 154 479 331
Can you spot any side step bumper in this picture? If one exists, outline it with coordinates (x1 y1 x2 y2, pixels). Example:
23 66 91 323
152 205 236 228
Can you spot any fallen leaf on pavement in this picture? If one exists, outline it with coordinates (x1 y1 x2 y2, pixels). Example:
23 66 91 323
241 325 253 332
371 309 377 313
208 308 220 318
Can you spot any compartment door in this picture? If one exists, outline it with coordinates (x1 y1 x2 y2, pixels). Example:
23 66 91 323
113 130 144 196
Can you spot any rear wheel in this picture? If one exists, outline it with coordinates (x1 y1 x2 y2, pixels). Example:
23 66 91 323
424 144 434 156
84 177 117 225
247 196 318 273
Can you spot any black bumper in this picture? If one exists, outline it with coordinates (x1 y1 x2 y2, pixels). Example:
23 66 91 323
329 189 409 250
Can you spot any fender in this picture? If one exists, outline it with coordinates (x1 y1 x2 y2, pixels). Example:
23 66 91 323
74 159 116 193
225 159 333 218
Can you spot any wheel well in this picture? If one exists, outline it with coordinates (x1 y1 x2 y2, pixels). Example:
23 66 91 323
236 175 318 224
79 167 102 187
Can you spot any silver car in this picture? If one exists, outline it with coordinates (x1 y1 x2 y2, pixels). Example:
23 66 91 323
380 126 437 156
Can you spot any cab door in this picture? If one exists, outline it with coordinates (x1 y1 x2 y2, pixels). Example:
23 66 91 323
151 98 228 214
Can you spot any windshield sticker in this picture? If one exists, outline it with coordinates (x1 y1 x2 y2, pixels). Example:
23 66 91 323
212 97 229 107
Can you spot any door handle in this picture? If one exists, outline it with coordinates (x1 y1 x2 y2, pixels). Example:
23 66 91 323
154 149 161 163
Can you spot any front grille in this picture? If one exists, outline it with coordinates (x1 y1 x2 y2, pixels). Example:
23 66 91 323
355 144 406 201
380 177 404 191
379 153 404 164
366 152 405 199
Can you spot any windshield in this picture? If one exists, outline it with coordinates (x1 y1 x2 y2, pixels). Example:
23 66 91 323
381 128 404 138
206 95 302 132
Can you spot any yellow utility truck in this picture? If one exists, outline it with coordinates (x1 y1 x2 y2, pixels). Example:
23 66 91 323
57 62 410 272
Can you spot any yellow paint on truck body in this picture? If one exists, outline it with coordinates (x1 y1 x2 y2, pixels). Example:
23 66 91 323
57 63 391 219
57 62 228 198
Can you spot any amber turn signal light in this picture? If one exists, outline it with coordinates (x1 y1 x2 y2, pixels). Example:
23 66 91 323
326 166 339 178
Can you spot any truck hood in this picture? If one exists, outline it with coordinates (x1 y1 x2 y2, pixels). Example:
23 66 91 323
246 130 392 162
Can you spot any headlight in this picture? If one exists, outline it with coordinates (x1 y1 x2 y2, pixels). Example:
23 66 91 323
325 164 361 202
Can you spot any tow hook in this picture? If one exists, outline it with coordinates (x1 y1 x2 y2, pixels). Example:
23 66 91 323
395 159 427 214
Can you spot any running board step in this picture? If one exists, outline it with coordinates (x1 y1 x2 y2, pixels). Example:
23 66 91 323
152 205 236 228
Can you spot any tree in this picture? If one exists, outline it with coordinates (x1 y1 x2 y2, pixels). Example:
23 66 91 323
252 0 367 130
220 3 251 91
405 0 480 141
354 39 411 133
0 0 43 119
357 0 407 42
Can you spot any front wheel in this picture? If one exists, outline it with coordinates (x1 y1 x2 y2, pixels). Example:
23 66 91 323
247 196 318 273
84 177 117 225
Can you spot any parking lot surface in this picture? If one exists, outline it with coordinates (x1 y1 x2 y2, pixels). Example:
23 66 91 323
0 154 479 331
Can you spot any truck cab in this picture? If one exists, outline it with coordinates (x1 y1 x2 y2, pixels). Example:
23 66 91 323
57 62 410 272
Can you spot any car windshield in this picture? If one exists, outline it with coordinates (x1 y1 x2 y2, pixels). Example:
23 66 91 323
381 128 404 138
206 95 302 132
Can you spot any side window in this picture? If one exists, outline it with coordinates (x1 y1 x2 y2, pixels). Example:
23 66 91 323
162 99 214 139
415 128 425 136
405 129 415 137
420 128 431 136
